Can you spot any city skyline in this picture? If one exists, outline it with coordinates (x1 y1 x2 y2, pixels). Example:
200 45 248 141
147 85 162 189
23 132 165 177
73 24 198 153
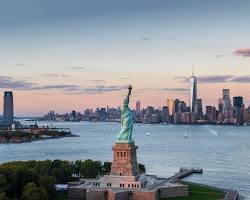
0 0 250 116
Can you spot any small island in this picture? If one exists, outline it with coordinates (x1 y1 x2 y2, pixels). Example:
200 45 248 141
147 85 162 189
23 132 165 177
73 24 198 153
0 124 78 144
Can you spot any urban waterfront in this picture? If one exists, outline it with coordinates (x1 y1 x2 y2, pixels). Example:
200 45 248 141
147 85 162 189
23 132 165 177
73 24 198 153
0 121 249 199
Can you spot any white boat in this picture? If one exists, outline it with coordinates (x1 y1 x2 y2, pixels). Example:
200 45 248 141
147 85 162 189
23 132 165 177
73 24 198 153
146 132 150 136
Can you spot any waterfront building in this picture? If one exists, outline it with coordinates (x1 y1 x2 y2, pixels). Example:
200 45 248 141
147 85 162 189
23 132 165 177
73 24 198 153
242 106 250 124
136 100 141 115
167 99 174 116
223 89 231 111
189 71 197 113
233 96 243 108
3 91 14 125
218 98 223 113
195 99 203 120
178 101 186 113
161 106 169 123
174 99 181 113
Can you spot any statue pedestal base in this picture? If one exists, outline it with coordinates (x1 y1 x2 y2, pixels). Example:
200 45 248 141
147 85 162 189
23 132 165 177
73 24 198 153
111 143 140 177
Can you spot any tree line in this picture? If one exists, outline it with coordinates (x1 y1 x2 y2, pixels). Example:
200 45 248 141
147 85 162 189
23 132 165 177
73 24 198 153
0 159 145 200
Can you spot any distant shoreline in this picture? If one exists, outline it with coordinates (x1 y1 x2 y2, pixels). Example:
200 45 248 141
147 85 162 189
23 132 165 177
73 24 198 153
0 128 79 144
32 119 249 127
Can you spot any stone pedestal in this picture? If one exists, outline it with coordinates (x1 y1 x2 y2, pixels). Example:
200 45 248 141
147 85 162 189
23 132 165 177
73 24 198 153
111 143 140 176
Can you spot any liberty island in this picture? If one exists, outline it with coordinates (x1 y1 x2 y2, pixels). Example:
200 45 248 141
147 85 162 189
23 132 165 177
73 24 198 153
65 86 238 200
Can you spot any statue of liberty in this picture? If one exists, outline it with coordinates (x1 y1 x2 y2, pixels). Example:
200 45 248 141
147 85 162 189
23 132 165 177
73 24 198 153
117 85 134 144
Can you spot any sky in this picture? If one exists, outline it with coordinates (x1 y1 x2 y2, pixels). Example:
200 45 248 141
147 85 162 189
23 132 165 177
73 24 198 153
0 0 250 116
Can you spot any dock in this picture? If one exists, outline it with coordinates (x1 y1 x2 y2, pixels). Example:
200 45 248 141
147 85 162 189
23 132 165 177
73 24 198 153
224 191 239 200
169 167 203 181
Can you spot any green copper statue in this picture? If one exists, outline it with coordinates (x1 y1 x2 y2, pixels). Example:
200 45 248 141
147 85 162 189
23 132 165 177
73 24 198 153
117 85 134 144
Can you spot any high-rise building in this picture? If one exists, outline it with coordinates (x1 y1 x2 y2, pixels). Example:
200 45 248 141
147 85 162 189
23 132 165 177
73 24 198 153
233 96 243 108
178 101 187 113
195 99 203 120
223 89 231 111
190 71 197 113
218 98 223 113
136 100 141 115
161 106 169 123
3 91 14 125
174 99 180 113
167 99 174 115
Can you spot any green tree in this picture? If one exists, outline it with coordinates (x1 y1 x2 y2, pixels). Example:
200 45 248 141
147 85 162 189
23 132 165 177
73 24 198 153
38 175 56 197
103 162 112 175
22 182 48 200
80 159 102 178
0 191 6 200
0 174 7 192
139 163 146 173
73 160 82 175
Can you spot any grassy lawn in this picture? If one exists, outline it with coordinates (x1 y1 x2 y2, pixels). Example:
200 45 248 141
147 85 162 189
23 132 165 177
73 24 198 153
161 182 225 200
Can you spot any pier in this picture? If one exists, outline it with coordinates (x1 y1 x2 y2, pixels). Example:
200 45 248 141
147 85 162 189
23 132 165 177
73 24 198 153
169 167 203 181
224 191 239 200
169 168 239 200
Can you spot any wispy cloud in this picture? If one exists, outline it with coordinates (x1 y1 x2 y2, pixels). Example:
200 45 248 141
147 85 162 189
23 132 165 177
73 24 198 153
216 54 224 58
234 48 250 57
15 63 25 66
41 74 69 78
231 76 250 83
90 79 107 83
78 85 128 94
175 75 250 84
158 87 188 92
69 67 84 70
0 76 127 94
137 87 188 92
121 77 131 80
0 76 35 90
141 37 151 41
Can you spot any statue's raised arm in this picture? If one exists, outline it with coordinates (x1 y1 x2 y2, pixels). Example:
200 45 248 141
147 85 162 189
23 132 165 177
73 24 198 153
116 85 134 144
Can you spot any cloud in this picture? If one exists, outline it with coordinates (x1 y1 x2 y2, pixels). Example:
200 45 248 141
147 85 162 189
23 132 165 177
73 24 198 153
121 77 131 80
0 76 127 94
175 75 250 84
234 48 250 57
41 74 69 78
69 67 84 70
0 76 35 90
198 75 234 83
15 64 25 66
216 54 224 58
141 37 151 41
90 79 107 83
78 85 128 94
137 87 188 92
158 87 188 92
231 76 250 83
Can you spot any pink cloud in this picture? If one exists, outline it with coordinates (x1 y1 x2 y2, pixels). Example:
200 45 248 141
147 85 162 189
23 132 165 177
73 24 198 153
234 48 250 57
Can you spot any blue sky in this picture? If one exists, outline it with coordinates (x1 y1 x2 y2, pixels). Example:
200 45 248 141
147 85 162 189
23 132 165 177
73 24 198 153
0 0 250 115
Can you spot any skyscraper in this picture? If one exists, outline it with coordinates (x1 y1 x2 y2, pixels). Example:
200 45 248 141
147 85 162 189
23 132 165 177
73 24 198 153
190 70 197 113
135 100 141 115
233 96 243 108
195 99 203 120
167 99 174 116
223 89 231 111
218 98 223 113
3 91 14 125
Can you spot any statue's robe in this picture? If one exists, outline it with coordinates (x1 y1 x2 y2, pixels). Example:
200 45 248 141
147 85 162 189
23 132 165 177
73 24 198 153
117 96 134 143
